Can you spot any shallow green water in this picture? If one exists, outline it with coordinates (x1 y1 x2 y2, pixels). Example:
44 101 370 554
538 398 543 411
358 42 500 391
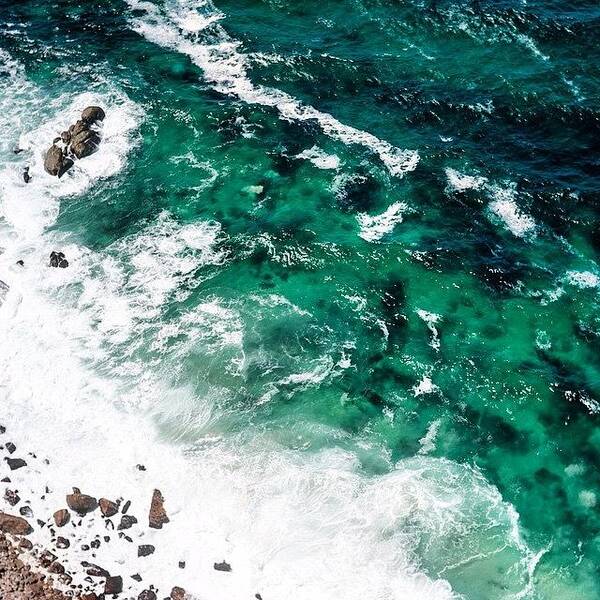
1 0 599 598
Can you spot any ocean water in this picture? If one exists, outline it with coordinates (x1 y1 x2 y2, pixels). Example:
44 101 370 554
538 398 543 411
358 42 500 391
0 0 599 598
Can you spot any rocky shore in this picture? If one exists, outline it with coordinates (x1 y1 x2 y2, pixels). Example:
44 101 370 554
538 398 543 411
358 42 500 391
0 423 239 600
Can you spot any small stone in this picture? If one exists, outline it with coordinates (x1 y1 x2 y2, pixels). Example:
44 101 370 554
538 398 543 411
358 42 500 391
178 561 185 569
104 575 123 595
99 498 119 518
214 560 232 572
117 514 138 530
131 573 142 582
1 477 9 483
19 538 33 550
19 505 33 518
138 544 155 557
82 561 109 578
66 490 97 515
91 539 100 549
122 500 131 514
5 457 26 470
59 573 73 585
138 590 156 600
49 561 65 574
54 509 70 527
5 442 16 454
148 489 169 529
56 536 70 549
49 251 69 269
170 587 186 600
40 550 57 567
16 260 24 267
23 167 31 183
4 489 20 506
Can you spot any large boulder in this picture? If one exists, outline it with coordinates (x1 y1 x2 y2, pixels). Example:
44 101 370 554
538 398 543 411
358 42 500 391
70 128 101 159
0 511 33 535
81 106 106 124
149 489 169 529
44 145 73 177
68 119 89 138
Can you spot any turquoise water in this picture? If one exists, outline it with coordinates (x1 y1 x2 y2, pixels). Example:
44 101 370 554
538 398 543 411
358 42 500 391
1 1 599 598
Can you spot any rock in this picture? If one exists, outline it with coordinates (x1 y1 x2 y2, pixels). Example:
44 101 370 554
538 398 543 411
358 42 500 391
16 260 24 267
138 591 157 600
117 514 137 530
66 490 97 515
99 498 119 518
170 587 186 600
18 538 33 550
178 560 185 569
5 458 26 471
0 477 9 483
56 536 69 549
255 595 263 600
13 148 24 154
61 130 71 144
69 119 89 138
3 489 20 507
214 560 232 572
5 442 15 454
53 509 70 527
49 251 69 268
148 489 169 529
137 544 155 557
91 539 100 549
70 128 101 159
122 500 131 514
0 512 33 535
131 573 142 582
44 144 73 177
104 575 123 595
40 550 57 567
18 506 33 518
82 561 109 578
23 167 31 183
136 464 146 471
49 561 65 574
81 106 106 124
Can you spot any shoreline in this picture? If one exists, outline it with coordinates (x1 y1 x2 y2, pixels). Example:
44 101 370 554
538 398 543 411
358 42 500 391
0 424 193 600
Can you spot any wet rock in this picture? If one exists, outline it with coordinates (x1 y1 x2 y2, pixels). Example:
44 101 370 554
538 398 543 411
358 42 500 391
81 106 106 124
0 512 33 535
18 537 33 550
91 539 100 549
3 489 20 507
148 489 169 529
53 509 70 527
18 506 33 518
49 561 65 574
138 590 157 600
99 498 119 518
82 561 109 578
0 478 9 483
178 561 185 569
61 130 71 144
137 544 155 557
23 166 31 183
44 144 73 177
0 426 4 434
69 119 89 138
70 128 101 159
213 560 232 572
66 489 97 515
5 458 26 471
13 148 24 154
56 536 69 549
5 442 15 454
117 514 137 530
131 573 142 582
122 500 131 514
136 464 146 471
49 251 69 268
104 575 123 595
16 260 24 267
39 550 57 567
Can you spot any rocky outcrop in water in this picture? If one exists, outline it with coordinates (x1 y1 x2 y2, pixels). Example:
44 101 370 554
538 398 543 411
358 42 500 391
0 512 33 536
148 489 169 529
43 106 105 178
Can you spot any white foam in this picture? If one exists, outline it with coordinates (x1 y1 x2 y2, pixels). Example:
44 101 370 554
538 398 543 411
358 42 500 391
413 374 439 397
357 201 408 242
417 309 442 351
296 146 341 170
126 0 419 177
487 184 536 238
444 167 487 193
565 270 600 289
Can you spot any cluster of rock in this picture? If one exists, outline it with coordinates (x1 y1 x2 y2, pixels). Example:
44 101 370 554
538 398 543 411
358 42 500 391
0 425 203 600
44 106 105 178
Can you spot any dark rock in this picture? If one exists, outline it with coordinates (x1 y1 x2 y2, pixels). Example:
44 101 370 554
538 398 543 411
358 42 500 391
49 251 69 268
66 490 97 515
136 464 146 471
91 539 100 549
56 536 70 549
137 544 155 557
5 442 15 454
53 509 70 527
81 106 106 124
13 148 24 154
16 260 24 267
49 561 65 574
255 595 263 600
40 550 57 567
138 591 157 600
122 500 131 514
23 167 31 183
69 120 89 138
104 575 123 595
0 512 33 535
214 560 232 572
44 144 73 177
19 506 33 518
71 128 101 159
0 477 9 483
5 457 26 470
148 489 169 529
117 514 137 530
131 573 142 582
104 535 110 542
178 561 185 569
4 489 20 507
61 130 71 144
59 573 73 585
99 498 119 518
82 561 109 578
19 537 33 550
